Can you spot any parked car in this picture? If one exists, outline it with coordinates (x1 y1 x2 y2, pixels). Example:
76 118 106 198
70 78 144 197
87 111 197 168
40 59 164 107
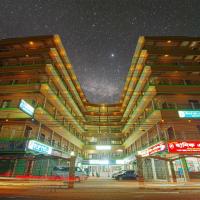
52 166 87 182
115 170 138 180
111 170 127 178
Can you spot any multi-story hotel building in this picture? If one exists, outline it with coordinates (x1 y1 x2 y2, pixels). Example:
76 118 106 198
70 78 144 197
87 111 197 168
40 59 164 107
0 35 200 181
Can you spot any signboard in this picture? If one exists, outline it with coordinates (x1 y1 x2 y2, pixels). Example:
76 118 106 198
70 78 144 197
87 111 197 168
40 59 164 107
178 111 200 118
51 149 62 157
138 141 166 157
168 141 200 153
19 99 35 116
27 140 52 155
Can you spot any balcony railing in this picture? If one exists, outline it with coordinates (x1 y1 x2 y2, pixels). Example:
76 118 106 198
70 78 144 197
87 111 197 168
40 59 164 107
85 141 123 145
149 78 200 86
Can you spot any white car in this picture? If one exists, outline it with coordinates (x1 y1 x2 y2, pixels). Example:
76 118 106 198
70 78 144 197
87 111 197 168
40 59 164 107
52 166 87 182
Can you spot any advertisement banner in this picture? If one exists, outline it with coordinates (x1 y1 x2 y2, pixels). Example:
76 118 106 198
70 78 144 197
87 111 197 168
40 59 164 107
138 141 166 157
168 141 200 153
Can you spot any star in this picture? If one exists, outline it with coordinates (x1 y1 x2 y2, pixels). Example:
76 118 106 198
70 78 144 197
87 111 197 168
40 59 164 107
111 53 115 58
0 0 199 103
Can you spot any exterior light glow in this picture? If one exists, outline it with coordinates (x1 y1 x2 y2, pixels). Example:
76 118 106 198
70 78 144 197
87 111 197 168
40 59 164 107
96 145 111 150
19 99 35 116
167 40 171 43
116 160 125 165
29 41 34 45
164 54 169 57
70 151 75 156
89 160 109 165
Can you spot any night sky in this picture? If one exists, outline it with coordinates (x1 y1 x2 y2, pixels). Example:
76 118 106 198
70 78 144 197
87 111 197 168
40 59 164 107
0 0 200 103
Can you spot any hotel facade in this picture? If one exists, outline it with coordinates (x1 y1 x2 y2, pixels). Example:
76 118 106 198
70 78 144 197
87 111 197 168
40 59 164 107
0 35 200 181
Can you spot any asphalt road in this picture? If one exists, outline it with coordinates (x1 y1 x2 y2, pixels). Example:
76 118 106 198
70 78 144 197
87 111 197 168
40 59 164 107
0 178 200 200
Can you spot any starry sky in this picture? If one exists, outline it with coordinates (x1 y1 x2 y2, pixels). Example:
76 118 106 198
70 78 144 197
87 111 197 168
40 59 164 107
0 0 200 103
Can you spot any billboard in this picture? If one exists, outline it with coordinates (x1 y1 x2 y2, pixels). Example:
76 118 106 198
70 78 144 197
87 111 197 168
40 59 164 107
168 141 200 153
138 141 166 157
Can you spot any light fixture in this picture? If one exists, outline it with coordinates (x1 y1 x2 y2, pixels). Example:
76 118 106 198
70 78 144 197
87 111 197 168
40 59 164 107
70 151 75 156
167 40 171 43
29 41 34 45
89 160 109 165
96 145 111 150
117 149 123 152
164 54 169 57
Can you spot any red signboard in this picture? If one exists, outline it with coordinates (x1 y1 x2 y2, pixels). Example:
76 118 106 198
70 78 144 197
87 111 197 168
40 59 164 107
168 141 200 153
138 141 166 157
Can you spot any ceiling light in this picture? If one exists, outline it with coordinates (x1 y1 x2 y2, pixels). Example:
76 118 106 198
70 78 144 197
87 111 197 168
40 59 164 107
96 145 111 150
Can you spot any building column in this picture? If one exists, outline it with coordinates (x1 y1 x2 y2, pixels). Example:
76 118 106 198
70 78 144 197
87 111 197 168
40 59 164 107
169 160 177 182
11 159 18 177
136 155 144 184
45 159 50 177
151 158 157 181
156 123 161 141
165 161 171 182
180 157 190 182
25 159 34 176
37 122 42 140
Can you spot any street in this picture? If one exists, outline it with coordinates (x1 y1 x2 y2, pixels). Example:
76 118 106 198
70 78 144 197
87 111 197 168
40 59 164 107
0 177 200 200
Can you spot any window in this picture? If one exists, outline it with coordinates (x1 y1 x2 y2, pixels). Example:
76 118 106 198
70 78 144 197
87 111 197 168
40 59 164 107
189 100 200 109
24 126 32 138
197 125 200 133
1 100 11 108
40 133 45 142
167 127 175 140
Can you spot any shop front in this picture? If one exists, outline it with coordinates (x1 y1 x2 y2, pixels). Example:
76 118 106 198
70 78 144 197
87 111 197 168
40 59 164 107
0 139 71 177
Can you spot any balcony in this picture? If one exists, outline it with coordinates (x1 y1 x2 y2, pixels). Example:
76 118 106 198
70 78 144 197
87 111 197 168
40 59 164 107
40 83 84 133
148 78 200 94
34 107 84 149
123 100 200 148
123 84 157 133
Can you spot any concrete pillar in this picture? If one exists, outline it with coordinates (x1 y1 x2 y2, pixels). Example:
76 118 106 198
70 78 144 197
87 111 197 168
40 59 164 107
45 159 50 177
136 156 144 183
169 160 177 182
68 156 76 189
37 122 42 140
165 161 171 182
180 157 190 182
151 158 157 181
25 159 34 176
11 159 18 177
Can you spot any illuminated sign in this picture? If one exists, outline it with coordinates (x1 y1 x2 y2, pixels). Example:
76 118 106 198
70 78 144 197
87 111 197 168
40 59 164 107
89 160 109 165
178 111 200 118
96 145 111 150
168 141 200 153
27 140 52 155
19 99 35 116
138 141 166 157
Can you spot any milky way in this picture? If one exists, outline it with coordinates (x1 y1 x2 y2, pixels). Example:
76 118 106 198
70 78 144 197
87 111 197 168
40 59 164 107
0 0 200 103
